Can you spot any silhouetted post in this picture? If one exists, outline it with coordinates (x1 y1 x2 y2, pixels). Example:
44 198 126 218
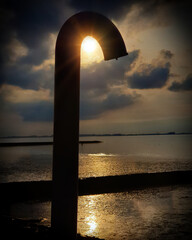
51 11 128 239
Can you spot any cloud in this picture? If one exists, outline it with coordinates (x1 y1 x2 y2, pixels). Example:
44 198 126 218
0 85 53 122
0 48 139 122
168 74 192 91
69 0 184 22
80 91 140 120
160 49 174 60
5 38 29 64
0 111 53 137
0 0 189 91
102 92 140 110
81 50 140 93
3 87 140 122
0 84 52 103
0 0 72 46
69 0 134 19
127 63 170 89
79 50 140 119
127 50 172 89
2 0 187 72
0 0 191 132
0 62 54 90
1 88 139 122
14 101 53 122
0 0 73 71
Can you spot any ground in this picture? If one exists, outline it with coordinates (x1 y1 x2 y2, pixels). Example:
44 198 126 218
0 215 103 240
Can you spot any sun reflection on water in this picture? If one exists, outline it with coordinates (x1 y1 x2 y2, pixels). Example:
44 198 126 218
88 153 116 157
86 197 98 235
86 215 98 234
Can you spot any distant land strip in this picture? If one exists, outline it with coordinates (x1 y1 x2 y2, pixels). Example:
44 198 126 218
0 171 191 203
0 132 191 139
0 141 102 147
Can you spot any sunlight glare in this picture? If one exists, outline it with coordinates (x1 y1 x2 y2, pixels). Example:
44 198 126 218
82 36 97 53
81 36 103 66
86 215 98 234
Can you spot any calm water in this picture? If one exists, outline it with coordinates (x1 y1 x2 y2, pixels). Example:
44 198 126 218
0 135 192 239
0 135 192 182
9 186 192 240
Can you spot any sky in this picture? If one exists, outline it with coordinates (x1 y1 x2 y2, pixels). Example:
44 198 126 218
0 0 192 136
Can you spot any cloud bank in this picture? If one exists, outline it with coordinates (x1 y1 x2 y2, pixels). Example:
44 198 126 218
127 50 173 89
0 0 191 136
168 74 192 92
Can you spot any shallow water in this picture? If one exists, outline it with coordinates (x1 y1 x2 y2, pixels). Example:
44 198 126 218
0 135 192 182
9 185 192 240
1 135 192 239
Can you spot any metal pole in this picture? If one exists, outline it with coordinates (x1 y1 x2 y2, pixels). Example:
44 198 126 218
51 12 128 239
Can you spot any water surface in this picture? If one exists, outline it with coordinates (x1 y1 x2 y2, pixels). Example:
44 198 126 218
1 135 192 239
0 135 191 182
9 185 192 240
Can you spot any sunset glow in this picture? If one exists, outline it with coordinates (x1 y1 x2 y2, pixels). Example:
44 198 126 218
0 1 191 136
81 36 103 66
82 36 97 53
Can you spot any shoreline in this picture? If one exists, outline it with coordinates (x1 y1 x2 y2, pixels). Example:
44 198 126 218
0 171 191 203
0 132 191 139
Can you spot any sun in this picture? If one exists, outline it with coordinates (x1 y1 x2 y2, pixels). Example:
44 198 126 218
81 36 103 66
82 36 97 53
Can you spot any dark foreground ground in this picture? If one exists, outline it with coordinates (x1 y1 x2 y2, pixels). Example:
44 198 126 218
0 215 103 240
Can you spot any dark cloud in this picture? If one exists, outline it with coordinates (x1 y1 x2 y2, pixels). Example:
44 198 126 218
127 63 170 89
0 63 54 90
2 65 38 89
79 50 140 119
80 92 140 120
1 0 189 68
69 0 135 19
0 48 139 122
69 0 185 21
160 49 174 60
102 92 139 110
1 0 65 46
126 49 173 89
81 50 140 93
14 101 53 122
0 0 191 125
168 74 192 91
0 0 190 90
4 90 139 122
0 0 74 70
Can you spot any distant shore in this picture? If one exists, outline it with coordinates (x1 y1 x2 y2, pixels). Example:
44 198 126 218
0 132 191 147
80 132 192 137
0 131 191 139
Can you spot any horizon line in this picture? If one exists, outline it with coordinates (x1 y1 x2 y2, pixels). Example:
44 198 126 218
0 131 192 138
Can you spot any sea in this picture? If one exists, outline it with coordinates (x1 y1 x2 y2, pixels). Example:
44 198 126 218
0 135 192 239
